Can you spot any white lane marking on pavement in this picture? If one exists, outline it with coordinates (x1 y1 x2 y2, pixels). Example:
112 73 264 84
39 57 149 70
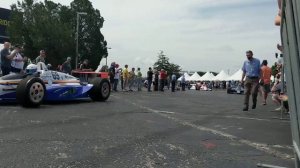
111 96 288 123
29 120 42 124
127 101 294 160
156 110 175 114
272 145 294 150
154 150 167 160
55 153 69 159
145 155 155 168
223 115 290 122
166 144 187 155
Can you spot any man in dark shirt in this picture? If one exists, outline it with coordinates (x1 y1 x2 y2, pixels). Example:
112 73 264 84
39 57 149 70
62 57 72 74
1 42 19 76
80 59 91 70
35 50 46 64
109 62 116 90
147 67 153 92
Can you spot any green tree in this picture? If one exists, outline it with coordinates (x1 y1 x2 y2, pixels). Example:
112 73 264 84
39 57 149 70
70 0 107 68
197 71 205 76
153 51 181 75
8 0 107 69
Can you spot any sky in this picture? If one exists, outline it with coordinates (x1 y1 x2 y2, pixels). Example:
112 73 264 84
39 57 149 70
1 0 281 75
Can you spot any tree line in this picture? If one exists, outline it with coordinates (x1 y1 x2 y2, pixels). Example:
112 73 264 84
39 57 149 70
7 0 108 69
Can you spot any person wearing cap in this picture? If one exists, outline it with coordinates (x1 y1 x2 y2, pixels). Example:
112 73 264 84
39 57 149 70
1 42 20 76
35 50 46 64
62 57 72 74
241 50 261 111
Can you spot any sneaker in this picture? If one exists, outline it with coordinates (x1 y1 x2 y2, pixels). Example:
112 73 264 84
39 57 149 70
252 104 256 109
274 107 282 111
243 106 249 111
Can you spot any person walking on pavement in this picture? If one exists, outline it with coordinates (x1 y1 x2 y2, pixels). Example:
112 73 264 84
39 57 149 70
171 73 177 92
260 60 272 105
137 67 142 91
1 42 19 76
241 50 261 111
181 75 186 91
147 67 154 92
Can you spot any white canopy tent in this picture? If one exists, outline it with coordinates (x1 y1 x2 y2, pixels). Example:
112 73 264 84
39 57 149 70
187 72 201 81
199 71 215 81
227 69 243 81
177 72 190 81
212 70 230 81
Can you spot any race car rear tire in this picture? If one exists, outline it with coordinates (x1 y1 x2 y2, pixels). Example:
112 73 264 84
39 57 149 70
89 78 110 101
16 77 46 107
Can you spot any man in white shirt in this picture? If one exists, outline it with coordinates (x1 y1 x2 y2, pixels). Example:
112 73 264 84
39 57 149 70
113 64 121 91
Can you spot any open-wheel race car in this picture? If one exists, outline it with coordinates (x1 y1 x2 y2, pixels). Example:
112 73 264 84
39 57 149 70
0 62 110 107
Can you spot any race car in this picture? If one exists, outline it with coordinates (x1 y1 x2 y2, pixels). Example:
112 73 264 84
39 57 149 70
0 62 110 107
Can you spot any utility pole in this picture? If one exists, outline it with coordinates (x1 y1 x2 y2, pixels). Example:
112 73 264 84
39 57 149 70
76 12 87 69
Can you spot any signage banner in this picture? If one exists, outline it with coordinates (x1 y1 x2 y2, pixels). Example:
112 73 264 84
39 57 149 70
0 7 11 44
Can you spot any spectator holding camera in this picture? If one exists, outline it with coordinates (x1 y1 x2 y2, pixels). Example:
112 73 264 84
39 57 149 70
1 42 20 76
10 45 25 74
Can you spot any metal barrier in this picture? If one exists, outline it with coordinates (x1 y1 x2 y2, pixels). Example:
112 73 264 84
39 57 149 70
281 0 300 166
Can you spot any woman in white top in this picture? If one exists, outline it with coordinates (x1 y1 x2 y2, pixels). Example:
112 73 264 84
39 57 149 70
113 64 121 91
10 45 24 73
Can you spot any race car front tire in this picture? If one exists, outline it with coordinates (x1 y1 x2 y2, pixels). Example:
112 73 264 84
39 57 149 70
16 77 46 107
89 78 110 101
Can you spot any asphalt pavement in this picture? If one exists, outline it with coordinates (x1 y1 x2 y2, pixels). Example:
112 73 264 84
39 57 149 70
0 88 294 168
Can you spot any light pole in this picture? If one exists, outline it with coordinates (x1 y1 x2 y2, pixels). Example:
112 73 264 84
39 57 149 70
76 12 87 69
106 47 112 67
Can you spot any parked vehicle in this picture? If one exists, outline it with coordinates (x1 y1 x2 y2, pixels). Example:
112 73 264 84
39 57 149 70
0 62 110 107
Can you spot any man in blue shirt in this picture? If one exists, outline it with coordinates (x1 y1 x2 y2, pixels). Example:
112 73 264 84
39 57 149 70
241 50 261 111
171 73 177 92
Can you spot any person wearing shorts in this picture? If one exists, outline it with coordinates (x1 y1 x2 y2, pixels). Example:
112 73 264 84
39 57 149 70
260 60 272 105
